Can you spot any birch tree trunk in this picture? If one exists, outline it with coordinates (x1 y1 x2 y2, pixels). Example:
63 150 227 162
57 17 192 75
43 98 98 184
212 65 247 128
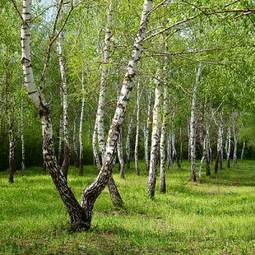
226 126 231 168
205 123 211 176
126 116 132 171
167 133 172 168
79 70 85 176
214 114 223 173
73 111 79 168
148 77 161 198
189 64 202 182
232 112 238 164
144 90 152 170
20 100 25 174
58 112 63 164
178 127 183 167
57 31 70 179
134 82 141 175
81 0 153 226
8 111 15 183
241 141 245 161
118 127 125 178
160 86 167 193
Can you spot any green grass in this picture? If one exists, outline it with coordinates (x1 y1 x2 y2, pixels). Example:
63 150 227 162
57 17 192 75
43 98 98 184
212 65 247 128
1 161 255 254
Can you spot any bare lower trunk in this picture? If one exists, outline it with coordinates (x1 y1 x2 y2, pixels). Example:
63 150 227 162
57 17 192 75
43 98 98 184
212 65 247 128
58 111 63 164
160 86 167 193
167 133 172 168
226 127 231 168
178 127 182 167
189 64 202 182
148 77 161 198
134 83 141 175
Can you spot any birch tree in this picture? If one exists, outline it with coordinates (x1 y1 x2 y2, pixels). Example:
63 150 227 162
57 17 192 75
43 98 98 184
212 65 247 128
148 76 161 198
189 64 202 182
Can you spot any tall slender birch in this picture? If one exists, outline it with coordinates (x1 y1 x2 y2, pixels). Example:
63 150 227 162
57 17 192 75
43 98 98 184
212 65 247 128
8 112 15 183
214 113 223 173
189 64 202 182
226 126 231 168
126 116 133 171
160 86 168 193
118 127 125 178
20 100 25 174
232 112 238 163
241 141 245 161
57 23 70 179
79 69 85 175
144 90 152 170
73 111 79 167
148 77 161 198
134 82 141 175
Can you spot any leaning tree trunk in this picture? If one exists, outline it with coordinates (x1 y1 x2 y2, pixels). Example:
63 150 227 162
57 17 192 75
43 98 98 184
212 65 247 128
118 127 125 178
148 77 161 199
79 70 85 176
134 82 141 175
189 64 202 182
80 0 153 227
125 116 132 171
144 90 152 170
57 30 70 179
160 86 168 193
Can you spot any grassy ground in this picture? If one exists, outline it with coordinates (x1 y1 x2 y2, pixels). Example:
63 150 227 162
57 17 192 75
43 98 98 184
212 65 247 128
0 161 255 255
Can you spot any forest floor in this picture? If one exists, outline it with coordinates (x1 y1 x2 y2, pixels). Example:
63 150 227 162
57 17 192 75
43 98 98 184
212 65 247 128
0 161 255 255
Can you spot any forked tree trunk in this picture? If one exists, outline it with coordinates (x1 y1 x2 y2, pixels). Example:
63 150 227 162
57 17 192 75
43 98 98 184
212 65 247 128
81 0 153 225
57 30 70 179
126 116 132 171
148 77 161 198
160 86 167 193
79 70 85 176
144 90 152 170
134 82 141 175
20 0 152 231
189 64 202 182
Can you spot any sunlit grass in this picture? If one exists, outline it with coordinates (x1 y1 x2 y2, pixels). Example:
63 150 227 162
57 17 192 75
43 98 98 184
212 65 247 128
0 161 255 254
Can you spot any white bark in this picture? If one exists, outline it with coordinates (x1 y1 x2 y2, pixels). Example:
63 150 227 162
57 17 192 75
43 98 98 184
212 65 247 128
160 86 168 193
73 111 79 167
134 82 141 175
226 126 231 168
126 116 133 171
118 127 125 178
189 64 202 182
148 77 161 198
215 114 223 173
79 70 85 175
20 100 25 174
232 112 238 163
94 1 113 158
144 90 152 170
